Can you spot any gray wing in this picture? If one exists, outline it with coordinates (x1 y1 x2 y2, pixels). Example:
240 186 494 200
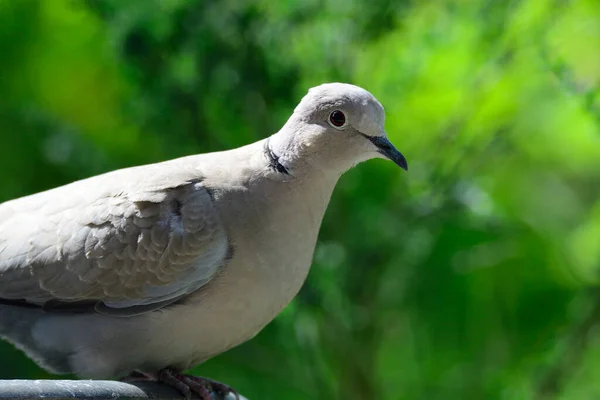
0 163 229 316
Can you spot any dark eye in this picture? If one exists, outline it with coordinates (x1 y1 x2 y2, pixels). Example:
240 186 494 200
329 110 346 128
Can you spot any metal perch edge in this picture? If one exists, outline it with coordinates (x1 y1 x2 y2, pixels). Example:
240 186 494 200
0 380 246 400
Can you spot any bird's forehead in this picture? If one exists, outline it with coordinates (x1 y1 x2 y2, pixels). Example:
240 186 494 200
296 83 385 122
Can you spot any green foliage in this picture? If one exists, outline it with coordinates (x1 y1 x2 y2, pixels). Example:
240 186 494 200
0 0 599 398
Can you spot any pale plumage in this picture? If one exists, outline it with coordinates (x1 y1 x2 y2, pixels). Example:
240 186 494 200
0 83 407 398
0 163 227 313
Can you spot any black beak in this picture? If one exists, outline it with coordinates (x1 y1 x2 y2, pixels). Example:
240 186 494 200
366 135 408 171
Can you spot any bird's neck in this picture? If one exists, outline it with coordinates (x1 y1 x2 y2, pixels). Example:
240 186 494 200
266 124 352 180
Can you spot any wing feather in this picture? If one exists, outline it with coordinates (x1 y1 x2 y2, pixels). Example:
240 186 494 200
0 161 228 315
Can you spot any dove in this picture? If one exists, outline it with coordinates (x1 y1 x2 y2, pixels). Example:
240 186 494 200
0 83 407 399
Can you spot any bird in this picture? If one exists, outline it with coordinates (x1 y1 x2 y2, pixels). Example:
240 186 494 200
0 83 407 399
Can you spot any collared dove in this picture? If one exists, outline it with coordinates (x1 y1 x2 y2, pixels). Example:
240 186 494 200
0 83 407 399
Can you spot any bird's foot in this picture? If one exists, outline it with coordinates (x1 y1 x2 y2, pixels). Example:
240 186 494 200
120 368 239 399
158 368 239 400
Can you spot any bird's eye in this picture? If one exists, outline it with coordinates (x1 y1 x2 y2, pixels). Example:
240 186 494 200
328 110 346 128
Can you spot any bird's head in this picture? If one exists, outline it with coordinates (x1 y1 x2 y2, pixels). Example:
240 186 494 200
269 83 408 176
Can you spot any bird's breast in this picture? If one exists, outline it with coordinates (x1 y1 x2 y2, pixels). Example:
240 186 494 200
179 177 335 355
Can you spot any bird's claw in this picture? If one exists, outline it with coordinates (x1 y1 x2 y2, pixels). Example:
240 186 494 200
157 368 240 400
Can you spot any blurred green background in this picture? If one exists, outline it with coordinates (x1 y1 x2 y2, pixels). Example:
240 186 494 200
1 0 600 399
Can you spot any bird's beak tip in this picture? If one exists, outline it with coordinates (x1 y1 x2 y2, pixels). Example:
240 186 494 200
398 158 409 171
368 135 408 171
390 152 408 171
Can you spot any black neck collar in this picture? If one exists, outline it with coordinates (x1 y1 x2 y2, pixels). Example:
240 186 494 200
265 139 290 175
